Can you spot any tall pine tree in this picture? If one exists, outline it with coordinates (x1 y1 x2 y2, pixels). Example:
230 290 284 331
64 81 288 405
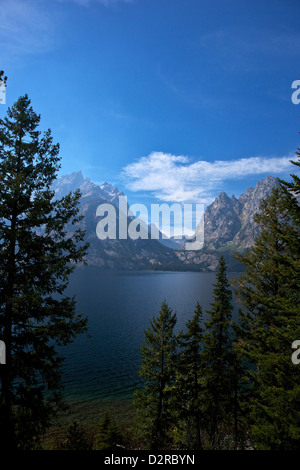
135 300 179 450
201 256 234 449
0 95 88 449
232 179 300 449
278 146 300 225
175 302 204 450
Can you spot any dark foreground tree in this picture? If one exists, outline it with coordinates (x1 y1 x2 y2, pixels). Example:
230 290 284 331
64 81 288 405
135 300 179 450
0 95 88 449
176 302 204 450
93 411 123 450
233 179 300 449
201 256 234 449
278 146 300 224
63 421 91 450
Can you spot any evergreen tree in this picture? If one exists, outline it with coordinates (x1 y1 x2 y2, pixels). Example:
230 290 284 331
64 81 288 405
230 320 252 449
63 421 91 450
278 146 300 224
0 95 88 449
93 411 123 450
135 300 179 450
232 182 300 449
279 144 300 193
176 302 204 450
201 256 234 449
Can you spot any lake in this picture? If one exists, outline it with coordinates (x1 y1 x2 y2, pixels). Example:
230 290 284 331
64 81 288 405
54 268 240 427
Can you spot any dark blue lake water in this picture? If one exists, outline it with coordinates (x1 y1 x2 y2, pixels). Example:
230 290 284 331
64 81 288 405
56 268 239 424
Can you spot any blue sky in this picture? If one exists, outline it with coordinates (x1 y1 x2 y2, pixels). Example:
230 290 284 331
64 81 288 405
1 0 300 210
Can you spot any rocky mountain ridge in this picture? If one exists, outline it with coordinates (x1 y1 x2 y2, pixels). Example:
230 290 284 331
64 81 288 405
52 172 179 270
52 172 279 271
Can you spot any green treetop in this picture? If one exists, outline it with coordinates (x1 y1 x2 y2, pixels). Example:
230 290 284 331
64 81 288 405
0 95 89 449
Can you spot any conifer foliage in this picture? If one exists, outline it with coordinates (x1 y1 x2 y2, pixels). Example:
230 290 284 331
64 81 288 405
135 300 179 450
233 161 300 449
63 421 91 450
94 411 123 450
0 95 88 449
201 256 235 449
176 302 204 450
136 258 239 450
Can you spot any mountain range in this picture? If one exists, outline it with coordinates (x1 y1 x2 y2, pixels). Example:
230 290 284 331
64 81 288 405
51 171 279 271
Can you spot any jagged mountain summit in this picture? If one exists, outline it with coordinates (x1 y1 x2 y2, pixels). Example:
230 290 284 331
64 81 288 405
52 171 125 205
99 181 124 206
203 175 278 250
52 172 279 271
52 171 86 199
177 175 279 270
52 172 179 270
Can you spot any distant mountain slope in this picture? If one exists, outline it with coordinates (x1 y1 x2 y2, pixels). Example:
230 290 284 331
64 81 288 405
52 172 179 270
52 171 124 206
52 172 279 271
177 176 279 270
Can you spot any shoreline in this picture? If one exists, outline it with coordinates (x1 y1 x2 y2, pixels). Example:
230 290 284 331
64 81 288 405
42 394 136 448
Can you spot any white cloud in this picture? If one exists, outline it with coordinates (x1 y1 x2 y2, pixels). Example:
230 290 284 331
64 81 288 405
122 151 292 203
